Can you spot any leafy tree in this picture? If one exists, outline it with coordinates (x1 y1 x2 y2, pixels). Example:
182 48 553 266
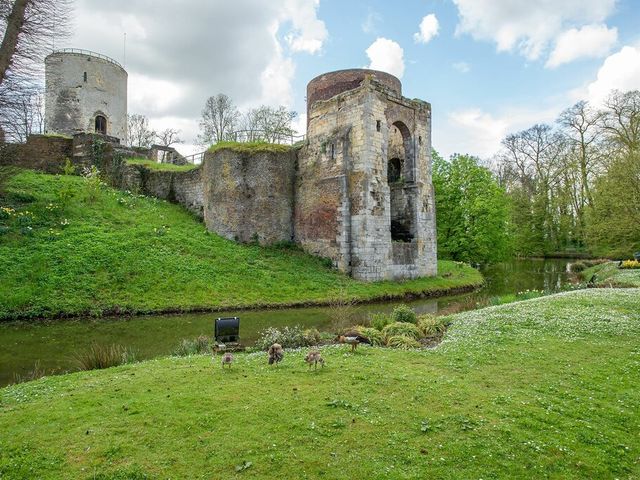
586 151 640 258
240 105 297 143
433 151 511 263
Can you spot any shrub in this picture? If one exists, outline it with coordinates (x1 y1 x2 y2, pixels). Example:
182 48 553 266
369 312 392 331
382 321 422 340
386 335 421 350
570 261 587 273
621 259 640 269
75 343 137 371
418 315 449 337
391 304 417 324
255 325 313 350
354 326 385 346
173 335 213 356
303 328 321 345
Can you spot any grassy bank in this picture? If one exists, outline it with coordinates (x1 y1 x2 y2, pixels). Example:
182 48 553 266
0 169 482 320
124 158 199 172
582 261 640 287
1 288 638 479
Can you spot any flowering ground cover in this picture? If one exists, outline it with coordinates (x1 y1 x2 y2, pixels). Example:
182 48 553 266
1 288 638 479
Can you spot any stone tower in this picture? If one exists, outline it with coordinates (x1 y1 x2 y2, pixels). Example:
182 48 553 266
45 49 127 141
295 69 437 281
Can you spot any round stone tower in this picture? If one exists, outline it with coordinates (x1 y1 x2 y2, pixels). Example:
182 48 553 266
306 69 402 124
45 49 127 140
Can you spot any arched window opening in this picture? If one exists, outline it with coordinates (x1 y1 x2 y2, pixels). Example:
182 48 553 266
95 115 107 135
388 120 415 243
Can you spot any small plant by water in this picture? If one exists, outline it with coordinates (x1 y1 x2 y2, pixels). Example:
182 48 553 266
254 325 321 350
382 321 422 340
75 343 137 371
391 304 417 324
172 335 213 356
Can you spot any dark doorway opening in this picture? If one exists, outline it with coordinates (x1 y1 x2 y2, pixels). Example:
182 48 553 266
95 115 107 135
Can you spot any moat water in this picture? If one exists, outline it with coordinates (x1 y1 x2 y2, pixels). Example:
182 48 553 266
0 258 575 386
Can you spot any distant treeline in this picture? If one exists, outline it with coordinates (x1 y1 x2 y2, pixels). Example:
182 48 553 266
434 89 640 263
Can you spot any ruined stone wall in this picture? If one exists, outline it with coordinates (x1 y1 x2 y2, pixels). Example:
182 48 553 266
203 148 296 245
0 135 73 173
45 51 127 140
132 168 204 218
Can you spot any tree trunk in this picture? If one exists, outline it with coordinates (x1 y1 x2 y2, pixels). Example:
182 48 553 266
0 0 31 86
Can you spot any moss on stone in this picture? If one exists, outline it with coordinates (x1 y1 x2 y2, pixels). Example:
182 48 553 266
125 158 199 172
207 141 292 155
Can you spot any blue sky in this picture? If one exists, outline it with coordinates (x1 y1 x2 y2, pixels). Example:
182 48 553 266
67 0 640 157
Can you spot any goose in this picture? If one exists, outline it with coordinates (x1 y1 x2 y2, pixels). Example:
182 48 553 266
304 350 325 370
268 343 284 366
336 331 371 352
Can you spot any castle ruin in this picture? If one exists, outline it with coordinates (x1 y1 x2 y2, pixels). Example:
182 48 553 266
6 53 437 283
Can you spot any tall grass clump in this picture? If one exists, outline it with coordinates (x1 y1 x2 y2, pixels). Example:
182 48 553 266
75 343 137 371
173 335 213 356
382 322 422 340
354 326 385 346
417 314 449 338
391 304 417 324
386 335 421 349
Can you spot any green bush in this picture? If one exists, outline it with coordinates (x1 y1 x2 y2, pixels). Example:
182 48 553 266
382 321 422 340
386 335 421 350
255 325 314 350
417 315 449 337
391 304 417 324
354 326 385 346
173 335 213 356
75 343 137 371
303 328 321 345
570 261 587 273
370 312 392 331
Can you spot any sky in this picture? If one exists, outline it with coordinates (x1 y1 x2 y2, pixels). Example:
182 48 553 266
63 0 640 158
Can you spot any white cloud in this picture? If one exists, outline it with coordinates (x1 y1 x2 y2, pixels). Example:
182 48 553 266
546 24 618 68
435 105 561 159
361 10 382 34
413 14 439 44
67 0 327 147
282 0 328 54
365 38 405 79
452 61 471 73
452 0 616 61
584 45 640 106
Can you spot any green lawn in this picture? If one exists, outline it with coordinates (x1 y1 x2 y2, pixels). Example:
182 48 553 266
0 169 482 320
582 261 640 287
1 288 638 479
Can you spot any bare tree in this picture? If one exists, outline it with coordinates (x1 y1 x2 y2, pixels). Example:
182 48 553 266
126 114 156 148
1 87 43 141
558 101 603 209
155 128 182 148
240 105 297 143
0 0 72 140
600 90 640 155
198 94 239 145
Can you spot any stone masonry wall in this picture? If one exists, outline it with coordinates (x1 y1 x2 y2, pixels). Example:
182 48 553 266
203 148 296 244
0 135 73 174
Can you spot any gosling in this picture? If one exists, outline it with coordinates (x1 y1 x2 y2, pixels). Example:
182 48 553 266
221 352 234 368
304 350 325 370
268 343 284 366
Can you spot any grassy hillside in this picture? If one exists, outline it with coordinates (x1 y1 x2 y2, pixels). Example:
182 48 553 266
0 169 482 320
582 261 640 287
1 288 638 479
